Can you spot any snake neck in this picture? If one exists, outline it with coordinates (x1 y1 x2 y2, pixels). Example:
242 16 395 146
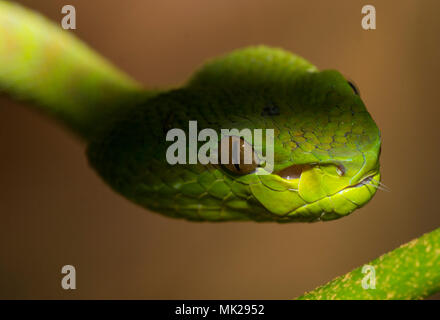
0 1 151 141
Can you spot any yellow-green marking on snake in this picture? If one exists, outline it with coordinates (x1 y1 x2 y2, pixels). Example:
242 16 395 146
0 1 381 222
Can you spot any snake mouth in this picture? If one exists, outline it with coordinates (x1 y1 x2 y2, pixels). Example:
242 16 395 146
273 163 377 190
344 175 375 190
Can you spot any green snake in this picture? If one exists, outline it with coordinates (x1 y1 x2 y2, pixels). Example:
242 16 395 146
0 1 381 223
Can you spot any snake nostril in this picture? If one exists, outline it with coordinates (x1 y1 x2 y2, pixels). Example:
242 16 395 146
275 164 307 180
275 164 346 180
336 165 346 176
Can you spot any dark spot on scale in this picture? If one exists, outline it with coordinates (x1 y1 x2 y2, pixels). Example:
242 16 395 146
261 102 280 117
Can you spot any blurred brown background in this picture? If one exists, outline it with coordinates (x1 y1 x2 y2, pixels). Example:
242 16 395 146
0 0 439 299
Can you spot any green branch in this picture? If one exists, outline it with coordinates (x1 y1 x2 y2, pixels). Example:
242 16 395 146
296 227 440 300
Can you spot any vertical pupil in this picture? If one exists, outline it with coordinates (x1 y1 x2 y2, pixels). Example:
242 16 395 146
219 136 259 174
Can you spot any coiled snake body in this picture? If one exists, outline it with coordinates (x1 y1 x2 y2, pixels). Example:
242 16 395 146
0 1 381 222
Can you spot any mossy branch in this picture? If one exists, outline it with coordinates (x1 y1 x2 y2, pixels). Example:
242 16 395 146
296 227 440 300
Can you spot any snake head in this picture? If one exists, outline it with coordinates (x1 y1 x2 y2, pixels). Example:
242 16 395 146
233 68 382 222
87 46 381 222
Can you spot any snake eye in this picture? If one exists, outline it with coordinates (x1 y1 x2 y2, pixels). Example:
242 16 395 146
219 136 259 175
347 80 360 96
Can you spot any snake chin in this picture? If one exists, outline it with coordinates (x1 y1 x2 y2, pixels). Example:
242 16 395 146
282 172 381 222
